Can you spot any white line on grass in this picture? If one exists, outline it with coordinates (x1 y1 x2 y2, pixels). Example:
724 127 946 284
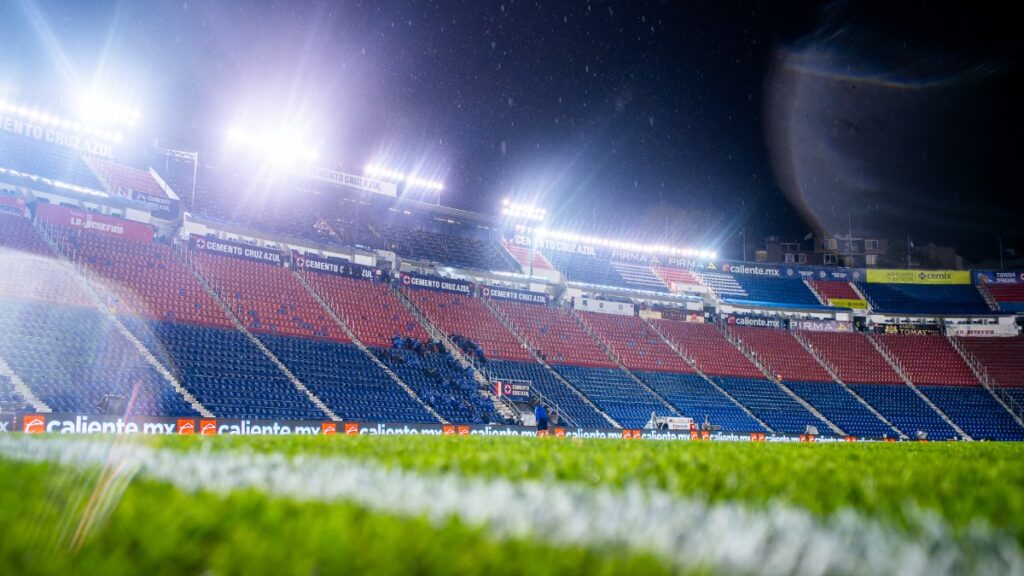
0 436 1020 576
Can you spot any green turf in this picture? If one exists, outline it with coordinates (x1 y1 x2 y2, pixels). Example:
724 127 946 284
1 435 1022 575
140 435 1024 543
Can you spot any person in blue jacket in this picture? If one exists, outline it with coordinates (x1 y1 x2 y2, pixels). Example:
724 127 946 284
534 402 548 431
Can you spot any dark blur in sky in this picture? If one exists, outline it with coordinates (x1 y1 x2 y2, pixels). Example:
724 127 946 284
0 1 1018 261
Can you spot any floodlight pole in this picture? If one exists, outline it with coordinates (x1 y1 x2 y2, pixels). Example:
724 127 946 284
154 141 199 209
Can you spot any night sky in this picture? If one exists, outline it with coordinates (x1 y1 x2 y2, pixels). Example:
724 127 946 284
0 1 1018 262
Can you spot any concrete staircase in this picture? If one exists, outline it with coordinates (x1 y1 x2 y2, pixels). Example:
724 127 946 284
482 299 621 428
790 331 904 438
804 279 827 305
0 352 50 412
719 324 846 436
182 250 340 421
35 225 212 417
866 333 970 439
294 271 445 424
390 286 519 424
946 335 1024 430
570 310 682 417
643 317 773 433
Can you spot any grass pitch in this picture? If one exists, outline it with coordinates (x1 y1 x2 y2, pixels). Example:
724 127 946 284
1 435 1022 575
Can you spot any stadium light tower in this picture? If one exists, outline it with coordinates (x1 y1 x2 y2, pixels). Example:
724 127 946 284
501 199 547 278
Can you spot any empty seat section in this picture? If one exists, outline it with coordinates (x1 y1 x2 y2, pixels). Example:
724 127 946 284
380 349 501 424
305 272 427 347
405 289 531 361
577 312 690 372
800 331 902 384
502 241 553 271
712 377 829 435
986 284 1024 312
492 301 614 367
784 381 893 438
62 232 232 327
857 283 990 315
0 301 196 416
542 251 628 288
608 261 669 292
636 371 765 432
152 321 324 419
486 360 608 428
0 131 103 190
377 223 516 271
258 334 434 422
86 158 168 201
193 250 346 341
808 280 861 303
728 326 832 381
0 213 55 257
849 384 957 439
651 267 702 291
0 225 95 307
956 336 1024 388
695 271 747 299
650 320 763 378
728 275 821 307
554 365 672 428
915 386 1023 440
876 335 979 386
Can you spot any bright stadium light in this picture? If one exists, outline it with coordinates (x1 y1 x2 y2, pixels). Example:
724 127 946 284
533 228 716 259
225 125 319 167
364 164 444 191
501 199 546 222
0 99 123 143
77 92 141 127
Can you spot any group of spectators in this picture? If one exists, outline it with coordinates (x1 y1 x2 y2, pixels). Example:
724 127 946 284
450 334 486 363
390 335 446 357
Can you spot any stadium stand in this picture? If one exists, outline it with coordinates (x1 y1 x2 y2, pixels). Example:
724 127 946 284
650 320 764 378
553 365 672 428
635 371 767 432
150 321 324 419
807 280 862 303
490 300 615 367
800 331 902 384
0 302 197 416
726 274 822 307
403 289 532 361
304 272 428 347
695 271 747 299
875 335 979 386
192 249 346 341
0 374 25 409
857 283 991 315
0 130 104 190
847 384 957 439
728 326 833 382
258 334 434 423
543 251 668 292
381 349 500 424
711 377 830 435
85 158 168 201
651 266 702 291
984 283 1024 312
485 360 608 428
378 221 515 272
915 386 1023 440
503 241 554 271
63 232 232 327
784 381 894 438
956 336 1024 387
577 311 691 372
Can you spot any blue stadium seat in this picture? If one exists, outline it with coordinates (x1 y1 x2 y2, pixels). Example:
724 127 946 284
554 365 672 428
379 348 502 424
712 377 830 435
857 283 990 315
916 386 1024 440
486 360 608 428
636 371 766 433
785 381 894 438
849 384 958 439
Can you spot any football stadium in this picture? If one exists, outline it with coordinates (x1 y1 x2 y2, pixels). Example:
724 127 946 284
0 2 1021 574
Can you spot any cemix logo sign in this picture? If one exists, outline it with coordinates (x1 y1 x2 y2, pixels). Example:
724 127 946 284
22 414 46 434
199 419 218 435
177 419 195 435
321 422 337 435
343 422 359 436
